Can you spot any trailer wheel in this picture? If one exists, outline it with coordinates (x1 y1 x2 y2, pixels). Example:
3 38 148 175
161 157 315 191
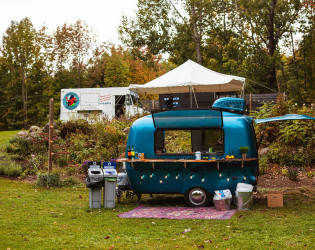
184 187 211 207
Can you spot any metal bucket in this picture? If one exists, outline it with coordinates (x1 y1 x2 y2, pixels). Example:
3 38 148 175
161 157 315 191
236 191 253 210
214 198 231 211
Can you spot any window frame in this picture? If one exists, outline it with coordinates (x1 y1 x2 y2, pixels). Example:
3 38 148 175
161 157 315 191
154 127 225 156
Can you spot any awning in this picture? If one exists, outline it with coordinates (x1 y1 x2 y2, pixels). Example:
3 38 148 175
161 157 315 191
255 114 315 124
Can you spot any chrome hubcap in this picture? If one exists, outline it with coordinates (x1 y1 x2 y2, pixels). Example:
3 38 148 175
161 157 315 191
189 188 206 206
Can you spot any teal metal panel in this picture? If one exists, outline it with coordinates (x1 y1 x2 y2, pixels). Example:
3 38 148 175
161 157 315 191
152 109 222 129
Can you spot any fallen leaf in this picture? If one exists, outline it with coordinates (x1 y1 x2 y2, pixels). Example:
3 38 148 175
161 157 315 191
238 215 243 218
115 236 120 239
78 195 82 199
175 246 179 248
204 240 212 243
104 236 110 239
109 245 114 250
223 237 229 240
197 245 204 249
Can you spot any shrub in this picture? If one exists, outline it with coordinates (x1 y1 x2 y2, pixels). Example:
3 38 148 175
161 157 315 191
286 167 298 181
37 172 62 187
0 164 5 175
254 100 315 168
306 171 315 178
6 133 49 157
62 176 80 186
0 163 22 177
59 119 92 139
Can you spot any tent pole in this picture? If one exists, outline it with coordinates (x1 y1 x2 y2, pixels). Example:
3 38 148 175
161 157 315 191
192 86 198 108
189 86 192 108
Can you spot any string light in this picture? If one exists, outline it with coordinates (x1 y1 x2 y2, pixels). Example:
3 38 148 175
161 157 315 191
219 172 222 177
202 178 205 182
160 180 163 183
175 175 178 179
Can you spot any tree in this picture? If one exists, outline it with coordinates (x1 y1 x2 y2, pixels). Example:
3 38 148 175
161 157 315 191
1 18 47 129
236 0 304 92
119 0 212 65
53 20 95 88
85 45 167 88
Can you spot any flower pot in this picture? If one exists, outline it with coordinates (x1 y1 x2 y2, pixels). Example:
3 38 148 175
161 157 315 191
242 153 247 159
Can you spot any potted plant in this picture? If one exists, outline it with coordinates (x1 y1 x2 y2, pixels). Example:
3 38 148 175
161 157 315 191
239 146 249 159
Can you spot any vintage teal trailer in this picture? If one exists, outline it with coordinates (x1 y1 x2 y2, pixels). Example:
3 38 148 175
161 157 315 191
122 98 314 206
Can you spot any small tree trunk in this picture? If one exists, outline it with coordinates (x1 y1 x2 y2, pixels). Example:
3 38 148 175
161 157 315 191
48 98 54 172
190 4 202 65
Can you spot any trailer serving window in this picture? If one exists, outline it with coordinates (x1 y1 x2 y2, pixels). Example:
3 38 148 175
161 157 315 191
155 129 224 155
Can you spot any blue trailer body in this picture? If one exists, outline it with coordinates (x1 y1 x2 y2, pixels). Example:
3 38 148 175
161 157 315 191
125 109 258 195
123 98 314 206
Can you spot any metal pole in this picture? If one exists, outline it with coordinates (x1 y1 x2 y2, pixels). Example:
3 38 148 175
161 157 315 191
48 98 54 172
189 86 192 108
249 93 252 113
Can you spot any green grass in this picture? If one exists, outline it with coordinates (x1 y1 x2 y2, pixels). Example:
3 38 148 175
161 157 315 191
0 179 314 249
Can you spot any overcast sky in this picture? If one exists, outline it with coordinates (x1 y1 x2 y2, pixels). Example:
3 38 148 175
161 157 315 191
0 0 138 45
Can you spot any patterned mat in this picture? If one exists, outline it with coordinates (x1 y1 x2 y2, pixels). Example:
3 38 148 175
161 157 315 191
118 205 236 220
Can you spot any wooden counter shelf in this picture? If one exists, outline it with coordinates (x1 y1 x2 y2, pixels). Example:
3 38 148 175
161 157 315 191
116 158 258 169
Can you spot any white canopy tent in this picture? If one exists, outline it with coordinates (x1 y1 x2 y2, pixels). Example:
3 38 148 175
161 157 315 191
129 60 245 96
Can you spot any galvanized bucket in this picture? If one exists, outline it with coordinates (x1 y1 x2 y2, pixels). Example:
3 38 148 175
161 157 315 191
236 191 253 210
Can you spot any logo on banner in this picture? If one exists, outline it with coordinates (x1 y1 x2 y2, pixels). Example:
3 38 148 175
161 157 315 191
63 92 79 110
100 94 111 104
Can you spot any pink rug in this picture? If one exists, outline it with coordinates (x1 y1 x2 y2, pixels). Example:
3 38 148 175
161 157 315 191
118 205 236 220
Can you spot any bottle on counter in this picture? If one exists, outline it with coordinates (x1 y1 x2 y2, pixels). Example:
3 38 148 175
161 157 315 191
131 145 135 160
128 146 131 159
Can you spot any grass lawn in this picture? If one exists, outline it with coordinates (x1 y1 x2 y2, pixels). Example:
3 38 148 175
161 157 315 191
0 178 314 249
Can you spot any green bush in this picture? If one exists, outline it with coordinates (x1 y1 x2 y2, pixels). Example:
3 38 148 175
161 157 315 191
6 133 48 157
0 164 5 175
37 172 62 187
62 176 80 186
6 116 139 177
0 163 22 177
286 167 298 181
254 100 314 168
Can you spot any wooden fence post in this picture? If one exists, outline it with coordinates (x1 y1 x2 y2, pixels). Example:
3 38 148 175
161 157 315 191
48 98 54 172
249 93 252 112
